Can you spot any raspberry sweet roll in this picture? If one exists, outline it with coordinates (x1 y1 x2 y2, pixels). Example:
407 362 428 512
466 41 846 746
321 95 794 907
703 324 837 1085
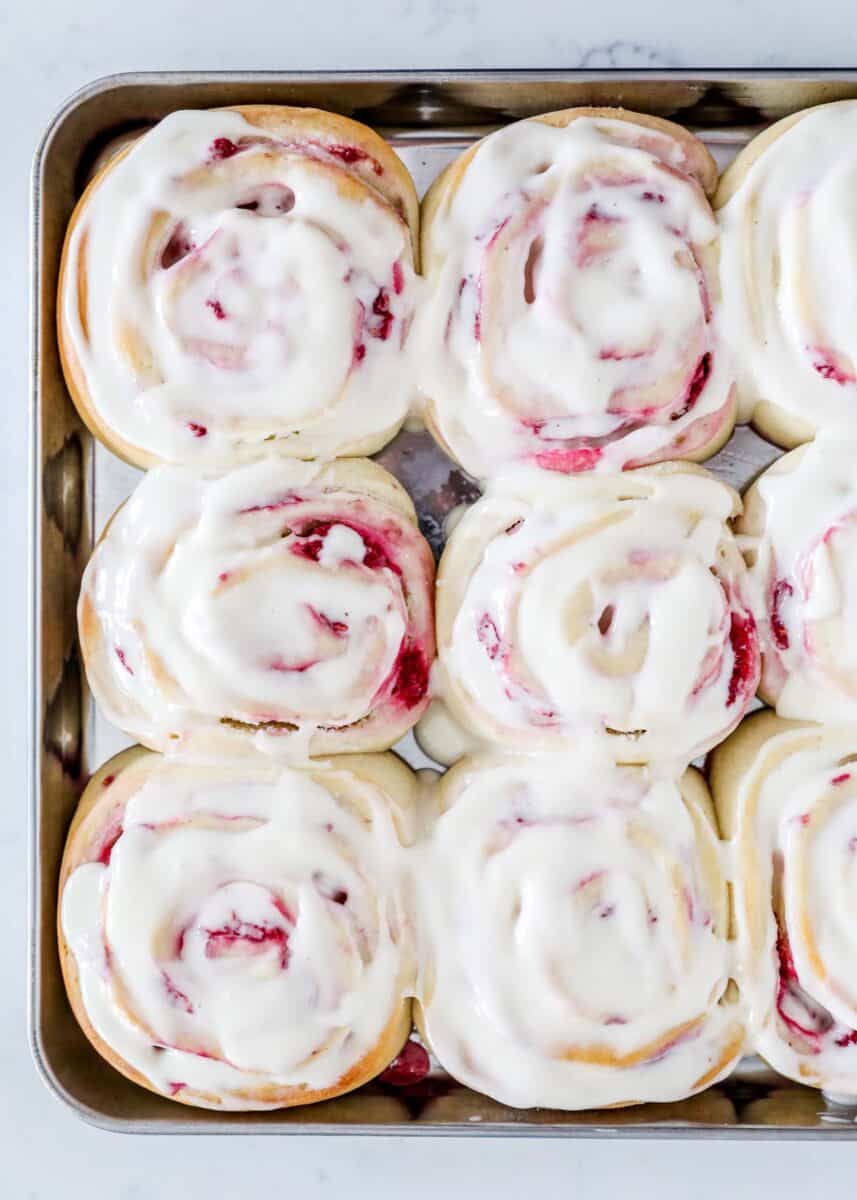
58 747 418 1110
717 100 857 448
739 435 857 722
58 106 419 467
417 107 736 481
710 712 857 1094
433 463 759 766
78 457 435 757
415 754 744 1109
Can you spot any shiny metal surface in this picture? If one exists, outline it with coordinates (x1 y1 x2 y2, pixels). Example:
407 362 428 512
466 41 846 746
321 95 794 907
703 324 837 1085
30 70 857 1135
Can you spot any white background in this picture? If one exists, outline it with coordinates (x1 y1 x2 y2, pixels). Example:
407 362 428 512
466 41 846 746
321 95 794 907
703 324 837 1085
4 2 857 1195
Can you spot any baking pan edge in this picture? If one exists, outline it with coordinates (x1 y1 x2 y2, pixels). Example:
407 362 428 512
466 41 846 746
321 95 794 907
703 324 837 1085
29 68 857 1136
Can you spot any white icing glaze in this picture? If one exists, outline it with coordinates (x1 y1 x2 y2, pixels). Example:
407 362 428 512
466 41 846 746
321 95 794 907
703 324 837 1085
62 109 416 463
718 100 857 431
743 435 857 722
727 724 857 1092
437 466 758 766
416 755 742 1109
78 457 435 758
417 114 734 479
61 757 412 1109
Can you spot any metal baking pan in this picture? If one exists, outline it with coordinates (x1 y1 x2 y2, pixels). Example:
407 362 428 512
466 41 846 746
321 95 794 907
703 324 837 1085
30 69 857 1136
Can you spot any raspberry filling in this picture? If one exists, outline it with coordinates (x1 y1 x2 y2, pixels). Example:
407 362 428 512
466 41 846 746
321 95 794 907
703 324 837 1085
187 422 208 438
326 143 384 176
95 816 123 866
599 346 649 363
810 348 856 386
388 641 429 709
477 613 502 661
775 928 832 1048
207 132 385 189
289 519 402 576
774 924 857 1050
534 446 603 473
726 610 759 708
671 353 712 422
203 911 291 970
378 1039 430 1086
162 970 194 1014
239 492 301 515
115 646 134 675
525 411 693 474
474 611 561 724
269 654 316 675
770 579 794 652
307 606 348 637
576 203 621 270
209 137 240 162
367 289 394 342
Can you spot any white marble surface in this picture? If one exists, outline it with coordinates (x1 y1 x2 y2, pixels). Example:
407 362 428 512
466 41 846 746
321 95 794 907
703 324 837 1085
5 1 857 1194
